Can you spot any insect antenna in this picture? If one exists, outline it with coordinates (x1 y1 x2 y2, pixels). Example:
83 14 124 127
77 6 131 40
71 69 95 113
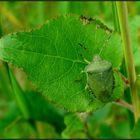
98 33 112 56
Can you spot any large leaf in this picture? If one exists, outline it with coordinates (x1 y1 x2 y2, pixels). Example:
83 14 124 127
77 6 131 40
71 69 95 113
0 15 123 112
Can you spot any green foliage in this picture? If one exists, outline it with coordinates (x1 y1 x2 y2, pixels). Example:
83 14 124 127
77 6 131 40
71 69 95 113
9 68 30 119
0 101 20 137
88 103 131 138
131 119 140 138
130 16 140 67
0 64 13 100
25 91 65 133
87 103 113 138
0 15 123 112
111 71 124 100
62 113 87 138
0 2 140 139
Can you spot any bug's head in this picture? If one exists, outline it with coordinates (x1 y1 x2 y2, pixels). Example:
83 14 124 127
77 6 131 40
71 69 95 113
92 55 102 62
85 54 112 73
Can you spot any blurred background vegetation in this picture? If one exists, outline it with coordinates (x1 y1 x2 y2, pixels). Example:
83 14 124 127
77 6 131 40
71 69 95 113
0 1 140 138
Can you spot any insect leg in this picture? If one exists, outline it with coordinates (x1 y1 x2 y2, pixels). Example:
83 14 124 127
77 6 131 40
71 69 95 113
84 58 90 64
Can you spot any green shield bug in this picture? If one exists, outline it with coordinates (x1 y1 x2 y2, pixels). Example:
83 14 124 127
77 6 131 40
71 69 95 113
79 16 121 103
85 55 114 103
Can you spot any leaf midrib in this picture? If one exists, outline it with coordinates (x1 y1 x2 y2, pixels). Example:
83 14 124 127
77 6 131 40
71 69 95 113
5 47 86 64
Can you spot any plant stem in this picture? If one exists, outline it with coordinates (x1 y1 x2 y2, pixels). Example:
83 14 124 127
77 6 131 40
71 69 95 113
0 15 13 100
112 2 135 129
116 99 134 113
116 2 140 122
8 68 30 119
112 2 120 33
0 18 30 119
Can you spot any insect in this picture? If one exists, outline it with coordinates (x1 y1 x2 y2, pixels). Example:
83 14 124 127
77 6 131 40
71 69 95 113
78 37 114 102
79 16 126 103
84 55 114 103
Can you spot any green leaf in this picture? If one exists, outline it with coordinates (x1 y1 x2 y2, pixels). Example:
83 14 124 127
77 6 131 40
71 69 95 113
136 74 140 85
0 101 20 135
130 16 140 67
136 74 140 94
25 91 65 133
109 103 131 138
98 123 115 138
111 71 124 101
35 121 60 138
88 103 112 123
61 114 87 138
87 103 112 138
131 119 140 138
113 119 130 138
0 15 123 112
0 64 13 100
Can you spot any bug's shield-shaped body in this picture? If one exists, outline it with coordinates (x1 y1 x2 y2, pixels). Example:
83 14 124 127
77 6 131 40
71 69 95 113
85 55 114 103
